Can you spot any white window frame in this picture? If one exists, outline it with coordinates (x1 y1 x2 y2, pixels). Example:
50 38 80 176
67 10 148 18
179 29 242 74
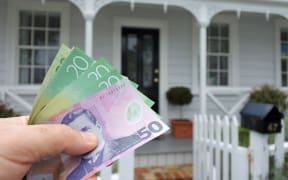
6 0 70 85
275 19 288 87
207 15 239 87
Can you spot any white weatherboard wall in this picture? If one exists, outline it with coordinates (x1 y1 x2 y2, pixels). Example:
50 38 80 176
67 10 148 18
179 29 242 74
239 14 276 86
69 5 85 50
69 5 281 117
0 0 7 85
89 4 194 87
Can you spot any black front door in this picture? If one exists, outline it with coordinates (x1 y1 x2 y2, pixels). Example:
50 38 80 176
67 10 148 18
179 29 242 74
122 27 159 112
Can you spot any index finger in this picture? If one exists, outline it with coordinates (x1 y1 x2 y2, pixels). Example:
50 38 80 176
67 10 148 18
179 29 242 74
0 116 29 126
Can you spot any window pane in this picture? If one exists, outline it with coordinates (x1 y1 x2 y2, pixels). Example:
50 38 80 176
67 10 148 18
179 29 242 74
142 35 153 88
48 49 57 65
19 68 31 84
220 25 229 37
19 49 32 65
126 34 138 82
220 39 229 53
281 43 288 56
20 11 32 27
19 30 31 45
34 30 45 45
33 68 46 83
208 39 219 53
208 56 218 69
208 72 218 85
282 73 287 86
220 56 228 70
48 13 60 28
208 25 219 37
34 12 46 27
220 72 228 85
281 30 288 42
282 59 287 72
34 49 46 65
18 10 61 84
48 31 60 46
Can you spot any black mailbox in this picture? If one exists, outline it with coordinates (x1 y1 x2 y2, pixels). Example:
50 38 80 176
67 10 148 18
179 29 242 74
240 102 282 134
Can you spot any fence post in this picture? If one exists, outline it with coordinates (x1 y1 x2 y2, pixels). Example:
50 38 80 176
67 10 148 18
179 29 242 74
100 166 112 179
275 119 285 168
118 151 134 180
249 131 269 180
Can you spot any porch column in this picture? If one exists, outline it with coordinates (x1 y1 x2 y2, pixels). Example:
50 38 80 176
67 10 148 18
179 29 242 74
84 14 94 57
199 23 208 114
69 0 98 57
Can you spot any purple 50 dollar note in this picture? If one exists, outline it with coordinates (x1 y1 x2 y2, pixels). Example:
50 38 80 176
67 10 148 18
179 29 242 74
28 79 169 180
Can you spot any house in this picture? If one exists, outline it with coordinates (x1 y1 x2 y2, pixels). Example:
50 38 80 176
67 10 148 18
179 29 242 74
1 0 288 178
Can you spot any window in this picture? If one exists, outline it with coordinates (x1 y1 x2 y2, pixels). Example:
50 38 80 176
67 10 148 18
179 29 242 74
207 23 230 86
281 28 288 86
18 10 60 84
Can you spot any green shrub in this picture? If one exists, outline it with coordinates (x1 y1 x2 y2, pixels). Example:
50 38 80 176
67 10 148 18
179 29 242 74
166 87 193 105
166 87 193 119
249 84 287 112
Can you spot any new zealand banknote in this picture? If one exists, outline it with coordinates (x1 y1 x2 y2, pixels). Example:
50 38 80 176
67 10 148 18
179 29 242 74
28 79 169 180
30 48 155 124
29 47 96 124
33 58 155 124
29 44 71 123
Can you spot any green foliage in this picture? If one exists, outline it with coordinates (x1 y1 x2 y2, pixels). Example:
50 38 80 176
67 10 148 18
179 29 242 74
0 102 19 118
166 87 193 105
249 84 287 112
269 154 288 179
239 128 249 147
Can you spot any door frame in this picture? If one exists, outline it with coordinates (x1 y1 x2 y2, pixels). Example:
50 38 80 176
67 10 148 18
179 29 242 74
113 17 168 123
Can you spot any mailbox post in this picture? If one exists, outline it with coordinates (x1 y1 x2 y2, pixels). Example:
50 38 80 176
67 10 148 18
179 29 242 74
240 102 283 180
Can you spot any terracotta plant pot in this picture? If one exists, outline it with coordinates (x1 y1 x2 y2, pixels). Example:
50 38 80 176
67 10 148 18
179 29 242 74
171 119 193 138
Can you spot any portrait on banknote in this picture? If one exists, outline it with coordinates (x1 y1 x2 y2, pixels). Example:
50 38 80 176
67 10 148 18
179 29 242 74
60 108 142 179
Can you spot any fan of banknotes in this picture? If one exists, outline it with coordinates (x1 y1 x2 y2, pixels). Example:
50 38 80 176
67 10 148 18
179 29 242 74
27 45 169 180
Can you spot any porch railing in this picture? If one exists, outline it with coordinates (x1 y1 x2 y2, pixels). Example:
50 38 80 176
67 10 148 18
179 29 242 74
207 87 288 117
0 86 39 112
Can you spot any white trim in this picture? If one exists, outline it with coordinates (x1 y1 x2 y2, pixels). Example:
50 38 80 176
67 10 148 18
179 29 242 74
210 14 239 87
113 17 168 122
6 0 70 85
275 19 288 87
192 20 199 93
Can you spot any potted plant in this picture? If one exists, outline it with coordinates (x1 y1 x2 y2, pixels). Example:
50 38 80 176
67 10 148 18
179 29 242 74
166 86 193 138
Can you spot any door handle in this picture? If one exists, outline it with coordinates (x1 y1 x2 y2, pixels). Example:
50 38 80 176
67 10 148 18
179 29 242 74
153 78 159 83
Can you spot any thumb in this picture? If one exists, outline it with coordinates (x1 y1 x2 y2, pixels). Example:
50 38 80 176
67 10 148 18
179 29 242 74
4 124 97 163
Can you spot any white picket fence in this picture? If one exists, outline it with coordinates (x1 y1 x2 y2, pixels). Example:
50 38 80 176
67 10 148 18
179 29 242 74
193 115 288 180
98 152 134 180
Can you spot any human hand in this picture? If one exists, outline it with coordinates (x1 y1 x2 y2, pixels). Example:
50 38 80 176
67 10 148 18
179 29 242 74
0 116 97 180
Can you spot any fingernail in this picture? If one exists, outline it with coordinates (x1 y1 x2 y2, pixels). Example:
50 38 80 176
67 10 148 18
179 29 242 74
81 132 97 145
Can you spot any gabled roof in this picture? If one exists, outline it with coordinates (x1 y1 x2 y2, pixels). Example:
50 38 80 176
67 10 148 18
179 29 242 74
240 102 282 120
